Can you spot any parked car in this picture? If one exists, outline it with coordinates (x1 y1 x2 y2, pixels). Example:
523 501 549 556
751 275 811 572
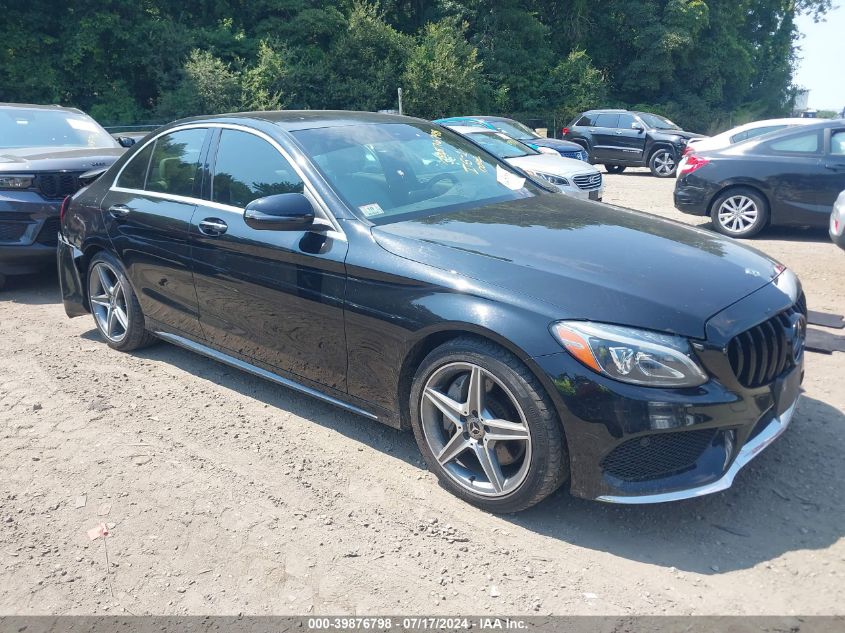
60 111 805 512
433 115 589 161
831 189 845 249
0 103 129 289
564 109 704 177
443 124 603 201
674 119 845 238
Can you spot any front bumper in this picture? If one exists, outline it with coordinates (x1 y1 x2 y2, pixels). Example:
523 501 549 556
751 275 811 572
560 184 604 201
0 191 61 275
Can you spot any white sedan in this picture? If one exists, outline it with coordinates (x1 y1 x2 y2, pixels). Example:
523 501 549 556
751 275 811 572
444 125 604 201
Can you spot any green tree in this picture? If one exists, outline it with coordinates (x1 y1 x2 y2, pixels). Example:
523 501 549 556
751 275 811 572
402 19 483 118
156 50 242 119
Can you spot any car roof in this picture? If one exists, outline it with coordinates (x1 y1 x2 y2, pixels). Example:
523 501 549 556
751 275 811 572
584 109 630 115
169 110 427 132
0 102 85 114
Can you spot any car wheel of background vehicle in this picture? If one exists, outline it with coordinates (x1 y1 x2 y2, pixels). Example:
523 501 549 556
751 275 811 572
87 251 156 351
710 188 769 238
409 336 568 513
648 149 677 177
605 165 626 174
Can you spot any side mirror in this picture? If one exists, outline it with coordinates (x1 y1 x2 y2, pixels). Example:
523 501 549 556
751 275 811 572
631 124 644 133
244 193 315 231
117 136 136 148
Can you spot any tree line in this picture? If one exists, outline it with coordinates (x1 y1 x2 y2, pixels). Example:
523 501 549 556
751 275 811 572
0 0 832 134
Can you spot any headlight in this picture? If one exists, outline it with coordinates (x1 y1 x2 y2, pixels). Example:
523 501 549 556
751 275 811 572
0 175 34 189
550 321 708 387
531 172 569 187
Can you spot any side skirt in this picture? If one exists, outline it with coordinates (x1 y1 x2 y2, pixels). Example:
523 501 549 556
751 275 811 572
154 331 381 422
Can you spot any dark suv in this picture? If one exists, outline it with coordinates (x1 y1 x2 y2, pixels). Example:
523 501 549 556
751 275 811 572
0 103 131 288
564 109 704 177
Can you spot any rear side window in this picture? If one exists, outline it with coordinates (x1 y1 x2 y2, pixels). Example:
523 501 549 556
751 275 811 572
146 128 207 197
767 131 821 154
575 114 594 126
731 125 784 144
212 129 304 208
116 143 154 189
594 113 619 128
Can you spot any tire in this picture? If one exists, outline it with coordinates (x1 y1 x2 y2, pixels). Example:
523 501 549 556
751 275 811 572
648 148 677 177
409 336 568 513
605 165 626 174
709 187 769 238
87 251 156 351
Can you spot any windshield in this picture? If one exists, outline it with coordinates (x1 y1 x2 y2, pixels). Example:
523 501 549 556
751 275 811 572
293 122 540 224
637 113 680 131
488 119 539 139
468 131 537 158
0 108 118 150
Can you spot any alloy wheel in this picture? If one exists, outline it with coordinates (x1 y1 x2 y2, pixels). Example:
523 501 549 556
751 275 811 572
89 262 129 342
717 195 759 234
652 151 676 176
420 362 532 497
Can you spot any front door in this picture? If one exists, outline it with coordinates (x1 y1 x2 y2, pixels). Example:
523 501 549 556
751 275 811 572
613 113 646 163
103 127 209 338
820 127 845 211
190 128 349 391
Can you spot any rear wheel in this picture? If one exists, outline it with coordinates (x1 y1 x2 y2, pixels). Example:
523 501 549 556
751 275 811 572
648 148 677 177
605 165 626 174
710 188 769 238
87 251 156 351
409 337 568 513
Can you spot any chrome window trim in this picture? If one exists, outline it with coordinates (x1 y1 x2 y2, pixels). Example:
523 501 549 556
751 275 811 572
109 122 345 238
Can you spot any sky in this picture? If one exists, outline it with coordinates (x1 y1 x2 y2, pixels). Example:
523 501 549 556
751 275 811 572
793 6 845 112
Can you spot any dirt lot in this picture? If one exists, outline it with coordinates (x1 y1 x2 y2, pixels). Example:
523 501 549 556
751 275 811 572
1 170 843 616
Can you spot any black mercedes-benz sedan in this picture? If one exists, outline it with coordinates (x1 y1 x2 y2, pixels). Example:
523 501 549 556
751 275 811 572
58 111 806 512
674 119 845 238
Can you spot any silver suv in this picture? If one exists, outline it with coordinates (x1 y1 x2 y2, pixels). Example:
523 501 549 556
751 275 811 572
0 103 130 288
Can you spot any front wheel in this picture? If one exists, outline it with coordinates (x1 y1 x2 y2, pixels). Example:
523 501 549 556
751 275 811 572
409 337 568 513
87 251 156 351
648 149 677 177
605 165 626 174
710 188 769 238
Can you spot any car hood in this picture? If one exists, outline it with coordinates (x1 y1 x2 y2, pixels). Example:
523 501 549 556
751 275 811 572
0 146 125 172
524 137 584 152
371 195 782 339
506 154 598 177
653 129 705 142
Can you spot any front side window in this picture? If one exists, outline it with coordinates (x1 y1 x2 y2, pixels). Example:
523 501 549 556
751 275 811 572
212 130 304 207
146 129 207 197
768 131 821 154
831 130 845 155
0 108 118 149
116 142 154 189
293 122 542 224
637 113 680 130
617 114 637 129
594 113 619 128
468 131 537 158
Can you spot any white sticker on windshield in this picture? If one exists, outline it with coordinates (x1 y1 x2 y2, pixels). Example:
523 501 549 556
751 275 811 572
359 203 384 218
66 117 100 132
496 165 525 190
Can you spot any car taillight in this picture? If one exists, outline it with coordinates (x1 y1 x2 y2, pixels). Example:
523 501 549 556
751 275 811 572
59 196 71 223
562 127 570 136
682 145 695 156
679 155 709 176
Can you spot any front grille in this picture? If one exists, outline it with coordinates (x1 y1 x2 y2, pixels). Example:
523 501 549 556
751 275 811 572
34 172 83 199
0 221 29 243
35 217 60 245
727 296 807 388
560 150 585 160
602 428 717 482
573 172 603 191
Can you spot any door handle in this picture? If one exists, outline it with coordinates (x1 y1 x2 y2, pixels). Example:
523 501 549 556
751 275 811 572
824 163 845 171
198 218 228 236
108 204 131 219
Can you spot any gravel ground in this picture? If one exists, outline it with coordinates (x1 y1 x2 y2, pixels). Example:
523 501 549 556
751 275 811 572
1 170 843 615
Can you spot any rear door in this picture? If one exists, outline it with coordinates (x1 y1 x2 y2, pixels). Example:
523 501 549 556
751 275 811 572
190 127 349 391
589 113 620 162
103 127 210 337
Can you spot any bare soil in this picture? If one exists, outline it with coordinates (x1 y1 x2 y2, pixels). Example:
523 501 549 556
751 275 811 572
1 170 843 615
